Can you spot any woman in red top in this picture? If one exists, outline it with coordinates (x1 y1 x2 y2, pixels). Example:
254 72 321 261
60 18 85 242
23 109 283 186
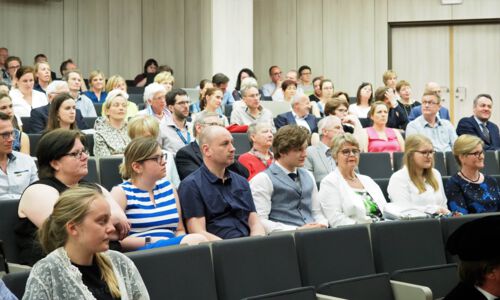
238 122 274 180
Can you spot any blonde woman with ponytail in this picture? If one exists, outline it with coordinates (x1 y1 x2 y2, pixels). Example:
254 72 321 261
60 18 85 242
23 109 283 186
23 184 149 300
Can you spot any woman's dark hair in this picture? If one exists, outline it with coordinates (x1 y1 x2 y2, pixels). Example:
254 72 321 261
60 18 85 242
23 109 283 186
47 93 78 131
15 66 34 81
281 79 297 91
143 58 158 74
37 129 86 179
235 68 257 91
356 82 373 105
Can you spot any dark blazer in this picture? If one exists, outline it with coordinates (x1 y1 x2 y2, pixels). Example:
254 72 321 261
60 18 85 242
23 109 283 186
444 282 488 300
387 104 408 130
274 111 318 133
175 141 249 180
28 104 88 133
456 116 500 151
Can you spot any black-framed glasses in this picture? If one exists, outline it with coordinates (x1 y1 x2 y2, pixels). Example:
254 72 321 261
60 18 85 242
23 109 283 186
140 153 167 164
340 149 360 156
466 151 484 158
0 131 15 140
415 150 435 157
422 100 438 106
65 149 89 160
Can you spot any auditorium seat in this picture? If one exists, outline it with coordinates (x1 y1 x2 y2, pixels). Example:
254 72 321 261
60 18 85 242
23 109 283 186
232 132 252 155
83 117 97 129
393 152 446 176
127 245 218 300
294 226 375 287
260 101 292 116
374 177 390 202
93 103 102 117
241 286 318 300
483 151 500 175
98 157 123 190
358 152 392 178
128 93 144 105
2 270 30 299
20 117 32 133
127 86 145 94
84 133 95 156
212 235 302 300
83 157 99 184
0 199 21 263
28 134 42 157
370 219 447 273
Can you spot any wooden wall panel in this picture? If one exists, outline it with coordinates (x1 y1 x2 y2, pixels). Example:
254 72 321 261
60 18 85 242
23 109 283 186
184 0 212 87
296 0 324 77
452 0 500 20
77 0 110 77
142 0 185 87
322 0 340 82
62 0 79 72
253 0 297 85
374 0 389 87
388 0 451 22
108 0 143 80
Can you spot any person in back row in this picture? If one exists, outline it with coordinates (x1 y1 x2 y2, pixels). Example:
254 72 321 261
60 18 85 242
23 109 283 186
250 125 328 233
178 125 266 240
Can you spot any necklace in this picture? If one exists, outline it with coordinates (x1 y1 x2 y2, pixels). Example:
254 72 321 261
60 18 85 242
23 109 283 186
459 171 480 183
345 175 358 182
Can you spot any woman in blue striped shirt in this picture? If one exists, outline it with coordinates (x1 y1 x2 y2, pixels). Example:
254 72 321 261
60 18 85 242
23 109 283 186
111 137 207 250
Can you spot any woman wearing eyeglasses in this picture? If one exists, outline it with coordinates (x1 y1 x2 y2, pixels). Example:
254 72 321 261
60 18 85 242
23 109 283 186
94 89 131 157
445 134 500 215
318 133 387 228
16 129 130 266
387 134 449 215
111 137 207 251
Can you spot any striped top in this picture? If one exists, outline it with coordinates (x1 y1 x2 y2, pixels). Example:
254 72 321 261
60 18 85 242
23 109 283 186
121 178 179 239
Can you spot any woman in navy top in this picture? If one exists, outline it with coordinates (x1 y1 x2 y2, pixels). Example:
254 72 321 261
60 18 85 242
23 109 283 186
111 137 207 250
446 134 500 214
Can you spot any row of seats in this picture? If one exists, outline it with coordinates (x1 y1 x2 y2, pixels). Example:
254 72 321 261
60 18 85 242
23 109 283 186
3 214 495 299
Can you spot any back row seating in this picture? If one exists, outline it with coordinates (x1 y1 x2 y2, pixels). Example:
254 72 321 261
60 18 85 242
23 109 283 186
3 211 496 299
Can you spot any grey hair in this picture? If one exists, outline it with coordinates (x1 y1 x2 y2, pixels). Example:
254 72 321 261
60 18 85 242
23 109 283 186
330 133 360 159
46 80 69 95
143 82 166 103
318 116 342 137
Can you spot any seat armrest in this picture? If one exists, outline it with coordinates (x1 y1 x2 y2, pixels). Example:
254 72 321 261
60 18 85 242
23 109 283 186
391 280 432 300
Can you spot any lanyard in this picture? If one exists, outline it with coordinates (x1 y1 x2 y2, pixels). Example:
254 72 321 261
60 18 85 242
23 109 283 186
174 127 191 145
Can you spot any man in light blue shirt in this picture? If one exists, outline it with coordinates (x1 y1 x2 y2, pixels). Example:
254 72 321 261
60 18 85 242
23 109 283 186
406 91 457 152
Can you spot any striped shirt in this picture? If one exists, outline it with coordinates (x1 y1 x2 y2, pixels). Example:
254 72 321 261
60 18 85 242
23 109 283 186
121 178 179 239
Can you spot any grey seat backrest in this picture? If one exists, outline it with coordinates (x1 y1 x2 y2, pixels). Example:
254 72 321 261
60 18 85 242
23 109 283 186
2 270 30 299
317 273 394 300
0 199 21 263
98 157 123 190
358 152 392 179
82 157 99 184
241 286 317 300
232 132 252 155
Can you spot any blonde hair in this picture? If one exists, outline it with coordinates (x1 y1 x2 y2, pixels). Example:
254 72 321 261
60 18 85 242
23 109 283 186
38 185 121 298
128 115 160 139
453 134 484 168
382 70 397 85
154 71 175 85
120 137 159 180
105 75 126 93
403 134 439 194
103 89 129 120
330 133 360 160
368 101 389 118
88 70 105 89
34 62 52 83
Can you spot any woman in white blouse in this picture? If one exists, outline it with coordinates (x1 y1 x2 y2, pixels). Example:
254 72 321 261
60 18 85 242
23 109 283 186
318 133 387 227
387 134 449 215
349 82 373 119
10 66 48 117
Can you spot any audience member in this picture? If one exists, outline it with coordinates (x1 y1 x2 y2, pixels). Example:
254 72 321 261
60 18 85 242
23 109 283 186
212 73 234 108
29 80 88 133
59 58 77 77
0 93 29 153
406 91 457 152
309 76 323 103
445 134 500 215
178 125 266 240
10 66 48 117
408 82 451 121
4 56 21 86
193 87 229 126
395 80 419 117
233 68 257 100
0 47 9 84
318 133 387 227
456 93 500 150
274 94 317 133
276 79 297 103
105 75 139 119
305 116 344 186
33 61 52 94
154 71 175 93
110 137 207 250
0 112 37 200
298 65 313 95
262 65 282 99
33 53 57 80
230 85 275 131
444 215 500 299
160 88 192 153
15 129 129 266
382 69 398 91
190 79 213 114
134 58 158 87
23 184 149 299
83 70 107 103
64 70 97 117
175 112 249 180
316 79 334 116
349 82 373 119
250 125 328 233
373 86 408 130
324 97 364 135
238 122 274 181
0 81 9 94
387 134 449 215
93 89 131 157
137 82 170 121
46 93 78 131
128 115 180 188
361 101 404 153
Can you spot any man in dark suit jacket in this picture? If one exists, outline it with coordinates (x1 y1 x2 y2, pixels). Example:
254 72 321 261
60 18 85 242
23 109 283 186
175 111 249 180
456 94 500 151
26 80 88 133
274 94 317 133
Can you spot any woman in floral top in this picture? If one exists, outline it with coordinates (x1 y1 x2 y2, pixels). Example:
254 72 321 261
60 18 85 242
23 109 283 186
93 89 131 157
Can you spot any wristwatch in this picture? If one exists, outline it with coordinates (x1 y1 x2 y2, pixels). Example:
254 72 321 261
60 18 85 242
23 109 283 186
145 236 151 246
